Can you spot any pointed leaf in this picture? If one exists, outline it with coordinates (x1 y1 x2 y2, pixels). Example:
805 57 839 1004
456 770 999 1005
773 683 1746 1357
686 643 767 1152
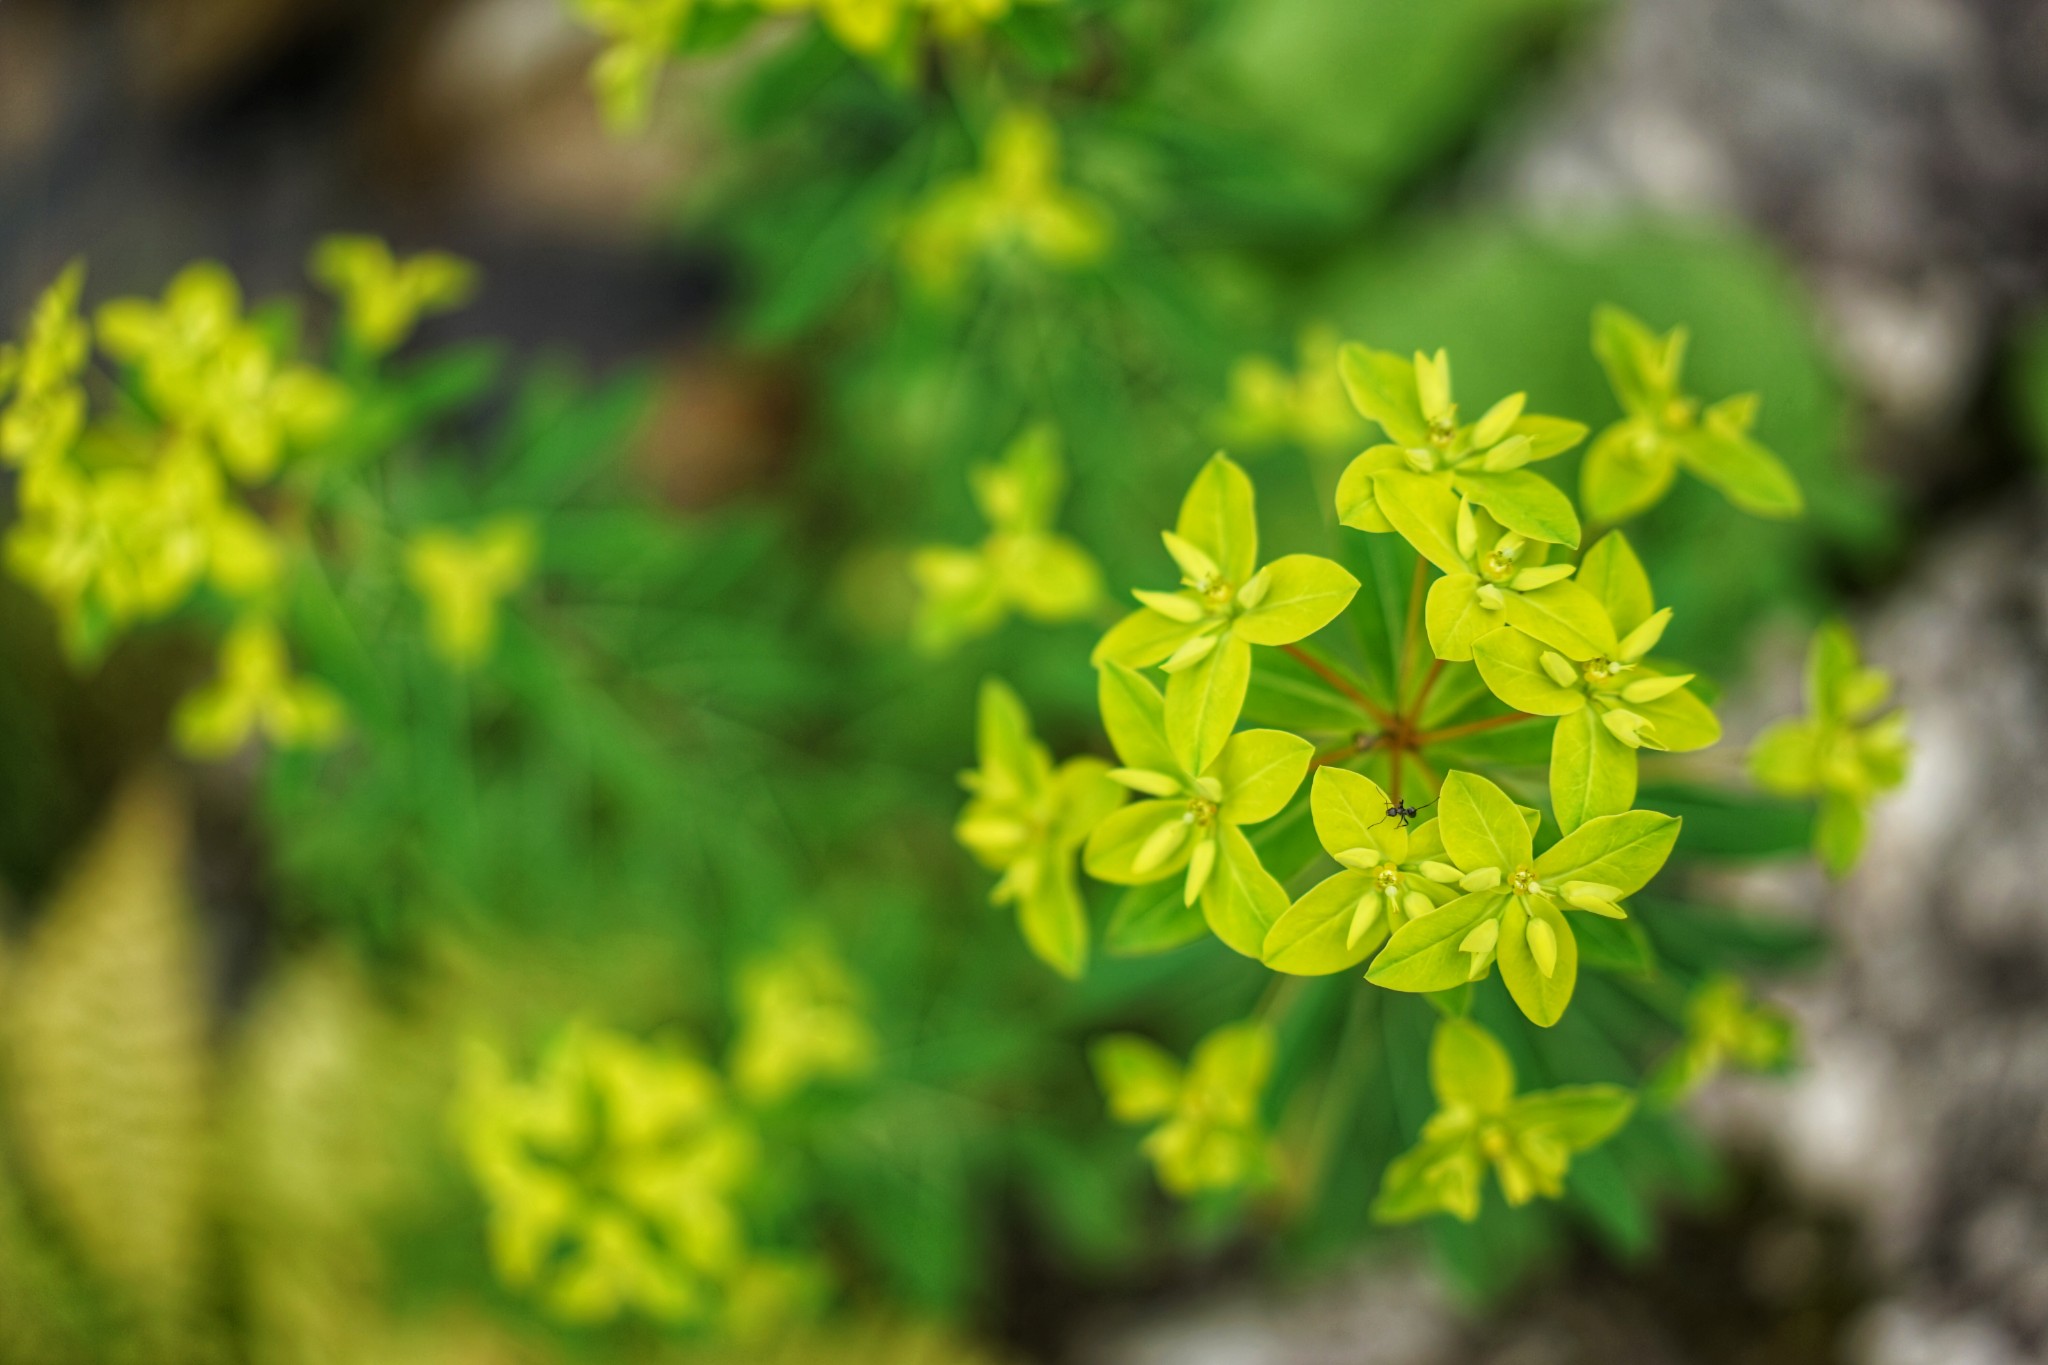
1090 1036 1182 1123
1176 454 1258 584
1497 897 1577 1027
1535 809 1680 895
1367 891 1504 994
1338 344 1428 446
1215 729 1312 825
1628 682 1721 752
1334 445 1407 532
1202 824 1289 958
1166 635 1252 776
1431 1017 1514 1113
1452 469 1580 548
1099 664 1178 775
1472 627 1585 716
1501 580 1616 661
1372 470 1466 574
1677 429 1803 518
1092 606 1202 668
1508 1085 1635 1151
1310 766 1407 865
1262 869 1382 975
1017 862 1089 979
1576 531 1653 637
1439 770 1532 872
1549 706 1638 833
1580 422 1677 525
1234 555 1359 646
1424 574 1501 663
1083 800 1191 884
1104 880 1207 956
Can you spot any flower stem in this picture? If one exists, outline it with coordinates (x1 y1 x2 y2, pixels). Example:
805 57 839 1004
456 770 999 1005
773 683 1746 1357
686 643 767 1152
1418 710 1539 746
1282 643 1398 729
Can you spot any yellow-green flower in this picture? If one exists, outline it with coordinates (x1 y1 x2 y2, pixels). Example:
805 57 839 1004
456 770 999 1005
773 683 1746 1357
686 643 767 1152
7 437 279 663
1749 621 1909 875
0 261 90 469
1649 975 1795 1105
404 517 538 669
454 1023 759 1325
97 262 347 482
310 235 478 356
1581 304 1802 524
910 425 1102 653
1373 1017 1634 1223
1217 325 1363 454
573 0 695 132
1091 1021 1274 1197
956 677 1125 978
174 618 344 759
729 939 879 1105
901 108 1111 295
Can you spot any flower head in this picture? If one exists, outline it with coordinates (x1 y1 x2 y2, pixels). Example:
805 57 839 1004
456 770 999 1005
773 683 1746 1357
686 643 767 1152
1581 304 1802 524
310 236 478 357
956 678 1125 977
454 1023 758 1325
0 262 91 469
730 939 879 1105
1650 975 1795 1105
1372 1017 1634 1222
1218 325 1363 454
404 517 538 669
174 618 344 758
1092 1021 1274 1197
573 0 695 132
1749 621 1909 874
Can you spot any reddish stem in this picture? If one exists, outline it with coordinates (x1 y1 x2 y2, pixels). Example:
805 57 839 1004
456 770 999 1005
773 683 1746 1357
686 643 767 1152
1281 644 1398 730
1418 710 1539 746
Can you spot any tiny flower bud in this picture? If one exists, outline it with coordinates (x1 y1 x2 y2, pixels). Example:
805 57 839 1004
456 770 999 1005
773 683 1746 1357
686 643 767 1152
1236 566 1272 611
1417 861 1462 884
1562 881 1626 918
1459 866 1502 892
1617 606 1673 662
1160 530 1219 583
1192 775 1225 802
1132 818 1189 875
1346 893 1382 948
1110 768 1183 797
1459 919 1499 956
1455 497 1479 561
1540 651 1579 689
1476 584 1507 611
1471 391 1526 448
1184 836 1217 905
1402 890 1435 921
1621 672 1693 703
1134 588 1205 623
1510 564 1576 591
1525 916 1559 977
1335 845 1383 870
1600 707 1655 749
1480 434 1533 472
1404 447 1436 473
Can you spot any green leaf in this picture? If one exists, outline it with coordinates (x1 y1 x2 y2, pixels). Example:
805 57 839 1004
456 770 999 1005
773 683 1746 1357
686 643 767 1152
1452 469 1580 548
1511 414 1589 461
1092 607 1203 668
1424 574 1500 662
1549 706 1637 833
1576 531 1654 635
1748 719 1820 795
1430 1017 1513 1113
1508 1085 1636 1152
1262 869 1381 975
1104 881 1208 956
1005 534 1103 621
1334 445 1407 533
1497 897 1577 1027
1051 757 1127 848
1166 635 1252 776
1500 580 1617 661
1017 863 1089 980
1338 344 1428 446
1099 664 1179 776
1535 809 1680 896
1591 305 1674 416
1439 770 1532 871
1176 453 1259 584
1202 824 1289 958
971 423 1064 533
1215 729 1313 825
1579 422 1676 526
1677 428 1804 518
1372 1133 1482 1224
1814 790 1866 876
977 677 1050 794
1372 469 1466 574
1637 781 1812 858
1472 627 1584 716
1235 555 1360 646
1090 1036 1182 1122
1573 915 1656 977
1367 891 1503 994
1083 800 1191 884
1311 766 1406 864
1188 1021 1276 1105
1628 682 1721 752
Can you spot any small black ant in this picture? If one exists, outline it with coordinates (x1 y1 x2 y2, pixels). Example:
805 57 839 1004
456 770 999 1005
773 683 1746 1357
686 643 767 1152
1372 798 1436 830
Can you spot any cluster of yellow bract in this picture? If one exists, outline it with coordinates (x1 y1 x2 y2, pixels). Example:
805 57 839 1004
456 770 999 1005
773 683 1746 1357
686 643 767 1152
0 245 523 759
572 0 1062 132
1217 326 1365 456
454 942 876 1328
953 314 1903 1219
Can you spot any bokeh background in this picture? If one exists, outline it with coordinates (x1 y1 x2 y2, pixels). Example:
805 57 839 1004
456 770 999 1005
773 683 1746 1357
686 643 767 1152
1 0 2046 1362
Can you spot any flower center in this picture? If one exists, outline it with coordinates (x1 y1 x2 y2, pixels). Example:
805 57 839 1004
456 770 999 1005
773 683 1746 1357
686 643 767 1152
1581 656 1626 684
1186 797 1219 828
1481 549 1516 582
1375 865 1403 893
1509 866 1542 897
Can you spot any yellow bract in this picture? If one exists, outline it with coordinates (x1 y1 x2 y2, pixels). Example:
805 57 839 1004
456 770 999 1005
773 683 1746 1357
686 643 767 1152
901 108 1111 295
173 619 345 759
453 1024 760 1325
403 518 538 669
730 940 879 1104
310 237 477 356
1219 326 1363 453
0 261 90 469
574 0 696 132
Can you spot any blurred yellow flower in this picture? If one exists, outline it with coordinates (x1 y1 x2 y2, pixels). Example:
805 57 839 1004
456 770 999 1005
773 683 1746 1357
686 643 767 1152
730 940 879 1104
0 261 91 469
310 236 478 357
1218 326 1364 454
98 263 347 483
573 0 696 132
454 1024 760 1325
174 618 344 759
1091 1021 1275 1197
901 108 1110 295
404 518 537 670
